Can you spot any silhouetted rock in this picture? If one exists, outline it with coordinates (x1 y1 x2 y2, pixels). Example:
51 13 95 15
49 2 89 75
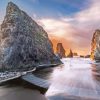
0 2 62 70
73 52 78 56
85 55 90 58
56 43 66 58
80 55 84 58
91 30 100 61
67 49 73 57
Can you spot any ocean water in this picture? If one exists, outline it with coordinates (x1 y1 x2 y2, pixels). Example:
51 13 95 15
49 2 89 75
46 58 100 100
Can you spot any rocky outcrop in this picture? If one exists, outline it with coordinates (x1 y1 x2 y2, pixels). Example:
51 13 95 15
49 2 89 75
73 52 78 56
91 29 100 61
0 2 61 70
56 43 66 58
85 55 90 58
67 49 73 57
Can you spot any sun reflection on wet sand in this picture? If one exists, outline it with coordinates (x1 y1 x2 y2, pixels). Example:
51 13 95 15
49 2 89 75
46 58 100 100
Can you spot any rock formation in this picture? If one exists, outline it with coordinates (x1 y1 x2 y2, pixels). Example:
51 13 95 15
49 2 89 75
91 29 100 61
73 52 78 56
67 49 73 57
0 2 61 70
56 43 66 58
85 55 90 58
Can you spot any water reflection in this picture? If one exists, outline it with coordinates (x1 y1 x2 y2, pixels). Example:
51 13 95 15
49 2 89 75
91 63 100 81
46 58 100 100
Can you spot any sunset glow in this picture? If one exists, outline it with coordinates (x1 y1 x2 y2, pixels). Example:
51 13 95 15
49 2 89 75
1 0 100 55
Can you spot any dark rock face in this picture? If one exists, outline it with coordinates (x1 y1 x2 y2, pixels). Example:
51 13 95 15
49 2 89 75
0 2 61 70
56 43 66 58
91 30 100 61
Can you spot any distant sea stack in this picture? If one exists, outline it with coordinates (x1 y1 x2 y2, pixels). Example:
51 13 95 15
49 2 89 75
91 29 100 61
67 49 73 57
73 52 78 56
56 43 66 58
0 2 61 70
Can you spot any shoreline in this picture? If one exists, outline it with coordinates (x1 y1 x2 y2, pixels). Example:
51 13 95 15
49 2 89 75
0 63 62 84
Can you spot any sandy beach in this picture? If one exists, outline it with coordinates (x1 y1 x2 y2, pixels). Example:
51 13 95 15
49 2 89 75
0 86 47 100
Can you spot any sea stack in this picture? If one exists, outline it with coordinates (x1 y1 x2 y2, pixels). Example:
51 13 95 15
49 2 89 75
91 29 100 61
56 43 66 58
0 2 61 70
67 49 73 57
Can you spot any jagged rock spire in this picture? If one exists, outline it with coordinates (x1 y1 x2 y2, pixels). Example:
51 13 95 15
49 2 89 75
56 43 66 58
67 49 73 57
91 29 100 60
0 2 61 70
6 2 20 14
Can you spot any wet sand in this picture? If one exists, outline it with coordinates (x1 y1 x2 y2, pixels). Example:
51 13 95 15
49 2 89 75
0 66 57 100
0 85 47 100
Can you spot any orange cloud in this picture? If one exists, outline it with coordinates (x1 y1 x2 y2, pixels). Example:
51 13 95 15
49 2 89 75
37 18 91 56
37 0 100 56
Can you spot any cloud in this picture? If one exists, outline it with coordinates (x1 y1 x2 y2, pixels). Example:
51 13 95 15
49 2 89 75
52 0 90 10
0 0 99 55
74 0 100 29
37 0 100 55
38 18 75 38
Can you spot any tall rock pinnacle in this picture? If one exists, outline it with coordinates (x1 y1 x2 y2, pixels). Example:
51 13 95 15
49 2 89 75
7 2 20 14
0 2 61 70
56 43 66 58
91 29 100 61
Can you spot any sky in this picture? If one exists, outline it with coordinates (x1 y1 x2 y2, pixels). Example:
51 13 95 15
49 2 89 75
0 0 100 55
